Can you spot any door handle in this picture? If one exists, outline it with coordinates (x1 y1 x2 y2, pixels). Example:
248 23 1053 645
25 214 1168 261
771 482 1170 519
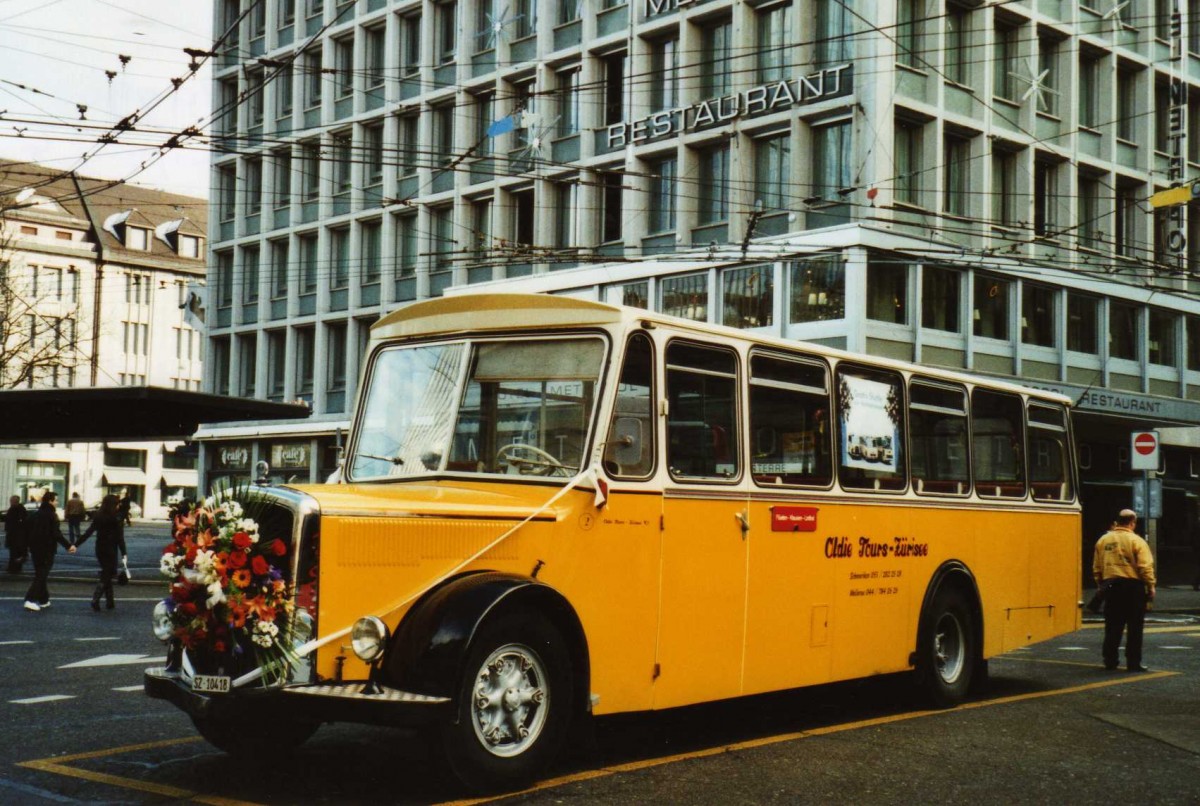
735 510 750 538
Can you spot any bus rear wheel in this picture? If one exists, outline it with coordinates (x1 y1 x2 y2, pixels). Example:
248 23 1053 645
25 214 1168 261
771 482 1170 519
438 610 573 792
916 586 975 707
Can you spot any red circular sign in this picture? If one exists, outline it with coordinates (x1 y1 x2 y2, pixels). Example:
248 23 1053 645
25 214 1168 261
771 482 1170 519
1134 433 1157 456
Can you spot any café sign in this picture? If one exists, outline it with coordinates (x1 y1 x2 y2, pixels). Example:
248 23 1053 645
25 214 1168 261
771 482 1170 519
216 445 249 470
605 63 853 150
271 441 310 470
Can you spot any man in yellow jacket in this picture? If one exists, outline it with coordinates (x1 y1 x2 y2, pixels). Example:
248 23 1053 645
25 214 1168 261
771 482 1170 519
1093 509 1156 672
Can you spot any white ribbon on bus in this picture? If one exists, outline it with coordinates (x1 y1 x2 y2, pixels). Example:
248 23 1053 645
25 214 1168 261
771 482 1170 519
231 464 609 689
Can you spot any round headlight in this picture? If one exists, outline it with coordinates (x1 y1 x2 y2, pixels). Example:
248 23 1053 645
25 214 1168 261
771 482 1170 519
351 616 389 663
151 600 174 642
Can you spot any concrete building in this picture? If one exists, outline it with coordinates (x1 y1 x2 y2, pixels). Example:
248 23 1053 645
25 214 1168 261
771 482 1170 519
0 160 205 517
202 0 1200 576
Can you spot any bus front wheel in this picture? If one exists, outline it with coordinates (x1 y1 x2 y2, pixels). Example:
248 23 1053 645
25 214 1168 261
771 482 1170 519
439 609 574 792
915 586 975 707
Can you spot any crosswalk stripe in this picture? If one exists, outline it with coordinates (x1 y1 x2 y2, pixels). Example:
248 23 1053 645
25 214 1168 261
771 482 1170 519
74 637 121 642
111 685 145 692
0 640 34 646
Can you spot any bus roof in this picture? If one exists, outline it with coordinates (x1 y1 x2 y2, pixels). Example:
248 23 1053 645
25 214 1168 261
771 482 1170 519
371 293 1075 407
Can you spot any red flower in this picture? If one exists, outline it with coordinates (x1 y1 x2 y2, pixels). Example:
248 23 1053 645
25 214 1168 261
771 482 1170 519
179 602 198 617
232 532 252 550
213 640 226 653
251 555 270 576
270 539 287 556
170 583 193 602
162 544 176 556
226 550 247 569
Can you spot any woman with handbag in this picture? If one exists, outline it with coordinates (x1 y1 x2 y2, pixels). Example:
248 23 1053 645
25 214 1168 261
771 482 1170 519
75 495 127 611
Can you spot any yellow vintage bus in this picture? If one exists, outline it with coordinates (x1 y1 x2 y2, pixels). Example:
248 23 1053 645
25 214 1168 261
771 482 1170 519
146 293 1081 789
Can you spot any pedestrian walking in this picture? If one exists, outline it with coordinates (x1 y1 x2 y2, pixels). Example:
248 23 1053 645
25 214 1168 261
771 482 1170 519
75 494 126 611
116 492 132 527
23 491 76 612
65 492 85 546
1093 508 1157 672
4 495 28 574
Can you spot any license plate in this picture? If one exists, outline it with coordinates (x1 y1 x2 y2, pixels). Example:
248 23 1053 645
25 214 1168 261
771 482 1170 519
193 674 230 693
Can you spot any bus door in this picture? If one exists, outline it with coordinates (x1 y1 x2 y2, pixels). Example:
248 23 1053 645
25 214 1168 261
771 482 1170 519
655 340 749 709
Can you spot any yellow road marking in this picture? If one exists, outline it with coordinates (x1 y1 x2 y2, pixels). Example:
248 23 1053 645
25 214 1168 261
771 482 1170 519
442 670 1178 806
1080 624 1199 634
17 736 262 806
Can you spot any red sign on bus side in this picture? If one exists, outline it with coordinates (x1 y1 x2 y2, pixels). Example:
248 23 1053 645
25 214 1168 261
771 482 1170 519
771 506 818 532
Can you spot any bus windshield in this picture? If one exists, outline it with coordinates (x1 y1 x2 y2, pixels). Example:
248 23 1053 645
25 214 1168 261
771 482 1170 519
349 336 606 480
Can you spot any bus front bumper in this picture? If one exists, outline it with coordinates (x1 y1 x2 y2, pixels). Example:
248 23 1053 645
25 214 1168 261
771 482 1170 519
144 667 452 727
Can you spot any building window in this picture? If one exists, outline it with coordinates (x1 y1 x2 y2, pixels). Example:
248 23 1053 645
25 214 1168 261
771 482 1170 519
754 133 791 213
279 0 296 28
364 121 384 187
125 226 149 251
244 157 263 216
790 254 845 322
246 69 265 128
334 36 354 98
973 274 1009 340
757 3 792 83
474 196 496 256
398 113 419 175
556 67 580 137
650 38 678 112
365 25 386 91
216 251 234 308
1187 316 1200 370
400 12 421 75
553 184 573 249
266 330 286 401
332 131 352 194
437 1 457 64
1117 66 1139 141
1034 158 1059 236
331 227 349 289
993 21 1019 101
303 47 322 109
1115 182 1140 258
1037 35 1058 115
992 147 1018 228
271 238 289 298
301 139 321 200
1079 51 1101 129
242 245 260 302
816 0 852 67
922 266 960 332
649 157 676 234
294 326 315 403
604 51 625 126
698 144 729 225
601 172 623 243
812 121 851 202
513 0 535 38
1110 301 1139 360
701 18 732 99
894 118 923 206
1067 293 1098 354
559 0 580 24
943 134 971 217
361 220 381 284
212 337 231 397
1021 284 1056 348
866 257 907 324
218 165 237 222
326 321 348 411
238 334 257 397
434 104 455 167
1078 173 1103 250
945 5 969 85
276 63 294 118
299 232 318 293
396 214 418 279
179 235 201 258
660 273 708 322
431 204 456 268
722 264 774 329
273 148 292 208
1149 309 1177 366
896 0 921 68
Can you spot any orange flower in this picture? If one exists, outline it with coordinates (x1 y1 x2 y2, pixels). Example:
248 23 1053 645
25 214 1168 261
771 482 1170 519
231 569 251 588
228 600 248 628
245 596 276 622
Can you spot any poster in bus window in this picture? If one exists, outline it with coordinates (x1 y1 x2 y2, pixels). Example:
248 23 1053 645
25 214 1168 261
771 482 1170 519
839 374 899 472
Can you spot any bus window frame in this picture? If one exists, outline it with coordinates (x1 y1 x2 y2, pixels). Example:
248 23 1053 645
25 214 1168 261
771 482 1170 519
747 347 835 491
970 387 1028 501
1027 400 1076 504
833 362 910 494
604 331 658 482
664 338 744 485
908 377 972 498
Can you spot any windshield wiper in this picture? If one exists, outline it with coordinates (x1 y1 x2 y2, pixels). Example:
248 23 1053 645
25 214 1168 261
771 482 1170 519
356 452 404 466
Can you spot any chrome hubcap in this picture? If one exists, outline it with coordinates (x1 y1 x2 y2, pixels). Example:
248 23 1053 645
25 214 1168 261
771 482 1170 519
933 611 965 684
471 643 549 758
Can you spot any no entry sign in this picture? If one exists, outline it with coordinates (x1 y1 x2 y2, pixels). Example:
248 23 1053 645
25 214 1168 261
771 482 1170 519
1130 430 1159 470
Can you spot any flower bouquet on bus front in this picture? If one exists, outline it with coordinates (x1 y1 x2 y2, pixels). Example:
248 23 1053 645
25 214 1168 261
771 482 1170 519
158 494 299 685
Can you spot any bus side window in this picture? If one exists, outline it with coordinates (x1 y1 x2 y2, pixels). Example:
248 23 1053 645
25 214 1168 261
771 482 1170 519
1029 403 1073 502
909 380 970 496
972 389 1026 498
835 365 907 492
666 341 740 481
748 352 832 487
604 333 655 478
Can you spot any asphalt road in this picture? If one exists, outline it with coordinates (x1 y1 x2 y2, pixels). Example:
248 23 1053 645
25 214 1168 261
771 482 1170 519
1 527 1198 804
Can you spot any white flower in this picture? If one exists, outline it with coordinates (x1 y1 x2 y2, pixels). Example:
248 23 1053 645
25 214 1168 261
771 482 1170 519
239 518 259 536
224 500 244 519
205 580 226 608
159 554 183 578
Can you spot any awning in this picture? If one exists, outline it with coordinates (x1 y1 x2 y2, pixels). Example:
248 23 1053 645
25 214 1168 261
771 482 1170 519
101 467 148 486
0 387 310 443
160 469 197 488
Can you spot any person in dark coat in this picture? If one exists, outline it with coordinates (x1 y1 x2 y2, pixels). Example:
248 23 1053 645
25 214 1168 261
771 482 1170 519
116 493 133 526
5 495 28 574
76 494 127 611
24 491 75 611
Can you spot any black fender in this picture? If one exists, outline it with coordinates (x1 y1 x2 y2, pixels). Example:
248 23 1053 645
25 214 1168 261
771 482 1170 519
911 560 983 667
381 571 590 714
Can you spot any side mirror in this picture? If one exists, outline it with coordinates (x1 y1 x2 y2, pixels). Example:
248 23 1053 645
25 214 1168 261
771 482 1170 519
607 417 644 468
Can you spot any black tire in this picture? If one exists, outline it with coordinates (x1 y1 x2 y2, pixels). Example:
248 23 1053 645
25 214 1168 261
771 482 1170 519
438 609 574 792
191 714 319 758
915 586 976 707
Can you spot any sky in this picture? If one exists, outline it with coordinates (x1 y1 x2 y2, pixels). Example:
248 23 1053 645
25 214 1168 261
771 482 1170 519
0 0 214 199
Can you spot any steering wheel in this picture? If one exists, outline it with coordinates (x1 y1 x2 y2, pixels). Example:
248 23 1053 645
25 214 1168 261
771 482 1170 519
495 443 571 477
